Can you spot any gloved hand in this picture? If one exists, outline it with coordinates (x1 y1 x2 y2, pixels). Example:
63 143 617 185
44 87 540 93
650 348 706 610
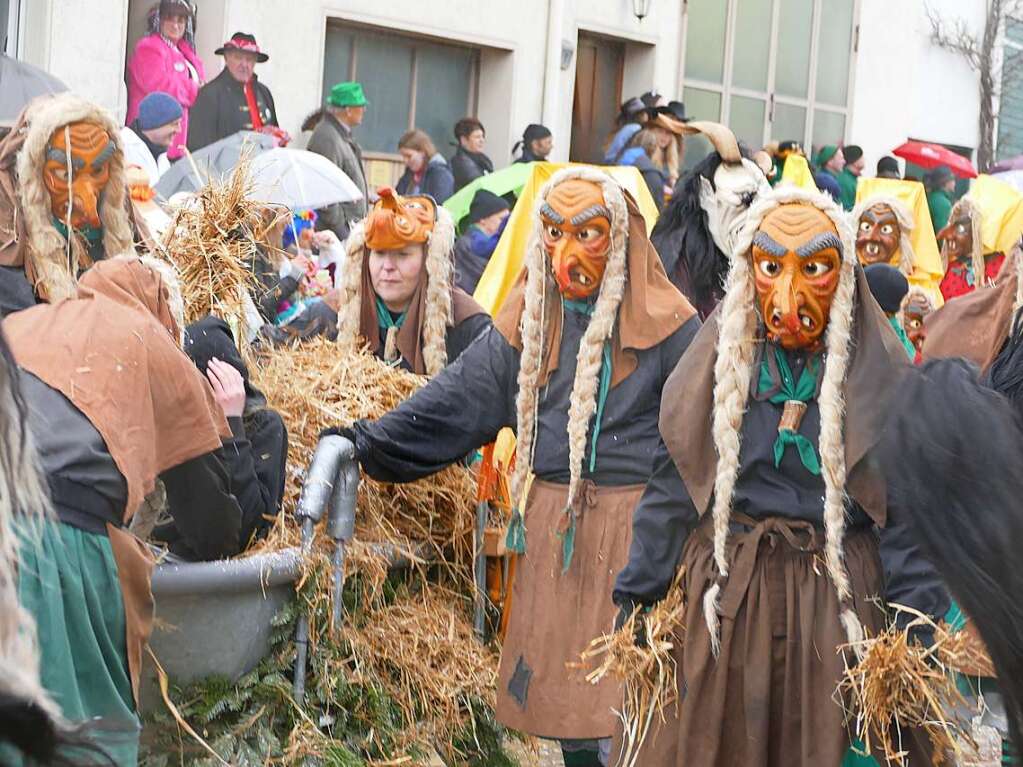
320 425 358 447
614 599 648 648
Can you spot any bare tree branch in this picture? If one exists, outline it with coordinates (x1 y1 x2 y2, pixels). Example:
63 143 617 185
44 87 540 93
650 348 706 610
926 2 983 70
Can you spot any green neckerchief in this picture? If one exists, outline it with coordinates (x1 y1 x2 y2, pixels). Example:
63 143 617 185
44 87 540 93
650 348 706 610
51 216 103 246
375 296 407 331
561 298 613 473
888 315 917 360
757 346 821 475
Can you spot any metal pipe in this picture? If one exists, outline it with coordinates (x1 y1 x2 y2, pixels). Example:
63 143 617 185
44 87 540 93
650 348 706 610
326 438 358 631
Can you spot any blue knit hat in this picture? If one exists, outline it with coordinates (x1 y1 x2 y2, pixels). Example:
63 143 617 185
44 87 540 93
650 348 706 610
138 92 183 130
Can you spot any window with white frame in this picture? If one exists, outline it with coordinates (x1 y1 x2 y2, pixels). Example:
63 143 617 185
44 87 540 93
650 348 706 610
996 17 1023 162
681 0 859 168
1 0 19 56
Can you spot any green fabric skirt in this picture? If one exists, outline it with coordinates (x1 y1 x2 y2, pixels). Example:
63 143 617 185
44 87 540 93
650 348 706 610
16 519 140 765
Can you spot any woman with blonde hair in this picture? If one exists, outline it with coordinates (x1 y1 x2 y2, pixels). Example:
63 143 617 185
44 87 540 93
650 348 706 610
395 129 455 204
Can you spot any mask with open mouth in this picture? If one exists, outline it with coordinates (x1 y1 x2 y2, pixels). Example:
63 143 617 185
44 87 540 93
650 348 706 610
750 203 842 351
856 203 900 266
540 178 611 300
903 291 933 351
938 214 973 266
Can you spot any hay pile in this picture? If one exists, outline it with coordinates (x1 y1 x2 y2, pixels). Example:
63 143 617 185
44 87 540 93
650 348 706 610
837 606 986 765
160 155 281 334
577 571 686 767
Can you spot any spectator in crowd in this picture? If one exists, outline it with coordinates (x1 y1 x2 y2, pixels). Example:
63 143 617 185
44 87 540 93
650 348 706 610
188 32 281 152
513 123 553 163
649 109 686 187
125 0 204 161
836 143 863 210
121 92 182 185
925 164 956 234
604 96 649 163
306 81 370 238
395 130 455 204
813 144 844 203
450 117 494 192
864 262 916 360
453 189 510 294
877 155 901 179
622 128 669 211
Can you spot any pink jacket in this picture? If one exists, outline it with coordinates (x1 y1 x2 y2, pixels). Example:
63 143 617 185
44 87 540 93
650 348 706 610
126 34 206 160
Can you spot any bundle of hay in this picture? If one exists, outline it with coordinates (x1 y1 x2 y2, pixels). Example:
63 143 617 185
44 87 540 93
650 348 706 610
837 606 985 765
160 155 282 335
249 339 477 577
578 571 686 767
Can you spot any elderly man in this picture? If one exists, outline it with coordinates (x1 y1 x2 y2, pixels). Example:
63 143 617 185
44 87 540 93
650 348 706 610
187 32 282 151
306 81 369 238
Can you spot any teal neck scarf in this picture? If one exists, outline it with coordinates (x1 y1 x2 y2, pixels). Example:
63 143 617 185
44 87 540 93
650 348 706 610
562 298 612 472
757 346 821 475
888 315 917 360
51 216 103 246
375 296 407 331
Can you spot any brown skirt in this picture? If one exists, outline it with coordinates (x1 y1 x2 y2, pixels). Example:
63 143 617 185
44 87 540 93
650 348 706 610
496 479 644 739
620 513 931 767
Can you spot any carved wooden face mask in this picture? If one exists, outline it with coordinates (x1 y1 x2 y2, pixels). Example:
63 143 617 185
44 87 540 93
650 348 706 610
938 214 973 265
903 292 932 351
364 187 436 251
856 203 900 266
540 179 612 300
750 203 842 351
43 121 115 231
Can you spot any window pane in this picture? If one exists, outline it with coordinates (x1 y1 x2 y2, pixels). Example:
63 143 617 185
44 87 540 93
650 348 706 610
322 26 353 104
772 102 806 144
683 86 722 121
1007 17 1023 45
729 95 766 149
685 0 728 84
731 0 772 91
776 0 813 98
997 46 1023 160
414 42 473 157
812 109 846 149
815 0 854 106
353 29 414 154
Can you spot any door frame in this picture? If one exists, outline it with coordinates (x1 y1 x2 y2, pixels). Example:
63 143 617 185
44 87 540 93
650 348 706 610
570 30 625 164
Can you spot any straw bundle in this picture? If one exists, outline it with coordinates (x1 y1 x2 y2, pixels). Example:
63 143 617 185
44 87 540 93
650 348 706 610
248 339 477 576
160 154 281 333
837 606 983 766
577 570 686 767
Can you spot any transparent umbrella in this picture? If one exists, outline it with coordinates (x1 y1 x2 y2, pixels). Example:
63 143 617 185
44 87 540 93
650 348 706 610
0 54 67 126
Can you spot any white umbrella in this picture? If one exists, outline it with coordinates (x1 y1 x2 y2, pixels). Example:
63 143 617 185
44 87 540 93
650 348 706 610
247 148 363 209
0 54 67 126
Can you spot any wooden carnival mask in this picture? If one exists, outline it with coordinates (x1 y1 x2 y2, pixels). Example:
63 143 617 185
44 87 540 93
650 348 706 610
43 121 115 231
903 292 932 352
750 203 842 351
938 213 973 265
856 203 901 266
364 187 436 252
540 178 612 300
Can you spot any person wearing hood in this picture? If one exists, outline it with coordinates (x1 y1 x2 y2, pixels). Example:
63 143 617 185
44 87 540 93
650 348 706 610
170 316 288 551
325 168 700 766
453 189 510 294
649 122 770 319
613 188 947 766
450 117 494 192
836 144 863 211
0 93 136 316
395 130 455 204
5 257 243 764
335 187 490 375
125 0 205 161
513 123 553 164
187 32 282 152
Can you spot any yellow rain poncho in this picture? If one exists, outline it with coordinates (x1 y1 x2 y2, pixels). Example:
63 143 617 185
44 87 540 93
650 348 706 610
856 177 945 307
968 174 1023 255
778 153 818 192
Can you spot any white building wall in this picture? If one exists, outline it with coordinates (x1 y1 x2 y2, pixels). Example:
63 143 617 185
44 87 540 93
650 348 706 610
851 0 983 174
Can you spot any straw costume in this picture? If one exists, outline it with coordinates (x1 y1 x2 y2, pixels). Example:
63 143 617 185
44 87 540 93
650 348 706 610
4 257 242 765
650 122 769 319
0 94 134 315
612 188 948 767
336 187 490 375
335 168 698 755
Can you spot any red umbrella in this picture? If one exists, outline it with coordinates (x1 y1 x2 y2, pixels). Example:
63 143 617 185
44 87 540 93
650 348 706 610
893 140 977 179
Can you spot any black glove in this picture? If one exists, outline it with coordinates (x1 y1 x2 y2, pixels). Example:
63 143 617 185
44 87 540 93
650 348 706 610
614 599 648 648
320 426 358 447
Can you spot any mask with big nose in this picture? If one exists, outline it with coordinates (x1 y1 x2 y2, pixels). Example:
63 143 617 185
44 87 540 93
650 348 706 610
43 121 114 232
750 203 842 351
540 179 612 300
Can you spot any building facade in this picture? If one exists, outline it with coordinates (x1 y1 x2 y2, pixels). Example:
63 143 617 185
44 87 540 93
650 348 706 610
3 0 1012 180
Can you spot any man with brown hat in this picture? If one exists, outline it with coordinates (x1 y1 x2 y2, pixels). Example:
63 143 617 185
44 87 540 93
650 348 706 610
188 32 281 151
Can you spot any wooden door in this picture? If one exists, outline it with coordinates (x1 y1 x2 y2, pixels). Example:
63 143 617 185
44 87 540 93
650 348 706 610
571 34 624 164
